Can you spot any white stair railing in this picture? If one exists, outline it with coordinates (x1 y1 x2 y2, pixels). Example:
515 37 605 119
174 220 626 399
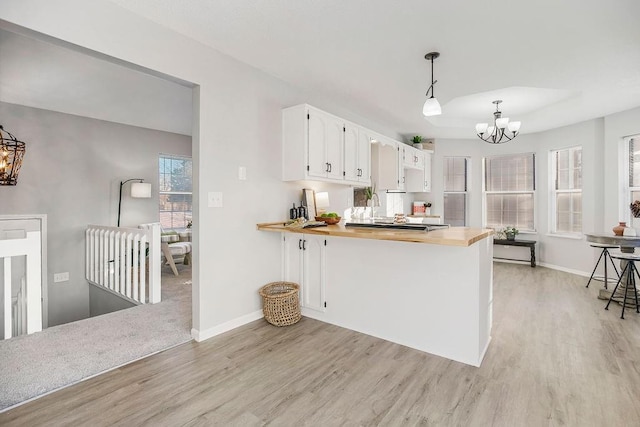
85 223 161 304
0 230 42 340
11 277 26 337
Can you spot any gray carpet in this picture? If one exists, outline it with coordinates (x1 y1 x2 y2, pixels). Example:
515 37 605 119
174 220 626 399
0 264 192 411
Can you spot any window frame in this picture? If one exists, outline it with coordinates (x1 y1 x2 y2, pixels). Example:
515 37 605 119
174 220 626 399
443 156 470 227
622 135 640 224
159 154 193 230
549 145 582 236
482 152 537 233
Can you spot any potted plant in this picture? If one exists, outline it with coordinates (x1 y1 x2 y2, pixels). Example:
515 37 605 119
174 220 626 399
503 226 519 241
411 135 423 147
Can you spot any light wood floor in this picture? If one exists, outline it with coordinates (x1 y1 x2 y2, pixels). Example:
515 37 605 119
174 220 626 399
2 263 640 426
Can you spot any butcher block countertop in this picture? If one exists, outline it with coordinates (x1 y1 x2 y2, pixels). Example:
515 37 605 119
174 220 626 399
256 222 494 247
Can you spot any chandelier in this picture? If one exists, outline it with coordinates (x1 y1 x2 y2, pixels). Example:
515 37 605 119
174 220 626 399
0 125 27 186
475 100 521 144
422 52 442 117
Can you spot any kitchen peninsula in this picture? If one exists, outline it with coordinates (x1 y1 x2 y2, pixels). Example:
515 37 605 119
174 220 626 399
257 222 494 366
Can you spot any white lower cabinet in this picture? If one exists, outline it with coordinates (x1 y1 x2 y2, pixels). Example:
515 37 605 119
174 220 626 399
282 233 326 313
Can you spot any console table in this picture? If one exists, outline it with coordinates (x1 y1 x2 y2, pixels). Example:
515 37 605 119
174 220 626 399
493 239 536 267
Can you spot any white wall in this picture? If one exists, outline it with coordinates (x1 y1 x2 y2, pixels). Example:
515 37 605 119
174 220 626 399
0 1 402 338
418 118 604 275
0 102 191 326
604 106 640 229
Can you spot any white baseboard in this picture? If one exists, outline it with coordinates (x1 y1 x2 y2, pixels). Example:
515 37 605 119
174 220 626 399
537 262 590 277
191 309 264 342
494 258 590 277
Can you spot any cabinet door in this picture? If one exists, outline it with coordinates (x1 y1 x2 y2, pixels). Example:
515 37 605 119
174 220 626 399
357 128 371 184
307 111 330 178
397 145 406 190
415 151 425 169
326 120 344 180
343 123 359 182
423 151 432 192
302 235 326 313
282 233 303 305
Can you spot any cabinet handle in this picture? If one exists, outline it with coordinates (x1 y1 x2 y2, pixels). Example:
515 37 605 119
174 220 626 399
402 176 405 183
299 239 302 250
328 163 332 172
302 240 307 251
325 162 330 172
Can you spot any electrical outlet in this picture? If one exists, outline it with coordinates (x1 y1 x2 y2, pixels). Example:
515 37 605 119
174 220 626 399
54 272 69 283
208 191 223 208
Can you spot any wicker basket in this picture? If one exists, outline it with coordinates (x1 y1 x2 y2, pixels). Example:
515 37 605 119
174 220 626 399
259 281 301 326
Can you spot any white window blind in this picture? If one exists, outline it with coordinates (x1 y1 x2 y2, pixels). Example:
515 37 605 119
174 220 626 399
443 157 468 226
552 146 582 234
159 155 193 229
629 137 640 209
484 153 535 231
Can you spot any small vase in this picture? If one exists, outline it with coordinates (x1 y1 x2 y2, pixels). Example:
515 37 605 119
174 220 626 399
613 222 627 236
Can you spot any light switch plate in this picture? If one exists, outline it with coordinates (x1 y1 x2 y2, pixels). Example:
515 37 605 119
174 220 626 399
238 166 247 180
54 272 69 283
208 191 223 208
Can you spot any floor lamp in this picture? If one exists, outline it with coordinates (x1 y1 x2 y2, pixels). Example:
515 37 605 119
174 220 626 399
117 178 151 227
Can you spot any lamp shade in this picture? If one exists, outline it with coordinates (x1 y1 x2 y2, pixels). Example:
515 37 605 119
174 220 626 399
422 97 442 117
508 121 521 133
131 182 152 198
475 123 488 134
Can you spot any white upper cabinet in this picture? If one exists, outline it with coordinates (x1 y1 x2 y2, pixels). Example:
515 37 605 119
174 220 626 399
405 150 433 192
283 104 364 184
372 136 403 191
305 106 343 180
344 124 371 185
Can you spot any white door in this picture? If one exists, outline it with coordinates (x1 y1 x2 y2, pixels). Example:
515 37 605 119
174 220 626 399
0 216 46 339
302 235 325 312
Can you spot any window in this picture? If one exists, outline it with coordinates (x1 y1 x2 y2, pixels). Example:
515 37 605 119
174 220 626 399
625 136 640 222
159 155 192 229
443 157 468 226
551 146 582 234
484 153 535 231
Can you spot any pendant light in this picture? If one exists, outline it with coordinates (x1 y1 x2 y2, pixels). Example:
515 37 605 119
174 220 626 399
422 52 442 117
0 125 27 186
475 100 521 144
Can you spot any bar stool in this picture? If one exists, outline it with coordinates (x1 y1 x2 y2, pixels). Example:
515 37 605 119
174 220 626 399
586 244 620 289
605 252 640 319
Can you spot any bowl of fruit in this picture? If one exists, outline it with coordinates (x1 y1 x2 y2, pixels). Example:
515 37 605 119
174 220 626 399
315 212 341 225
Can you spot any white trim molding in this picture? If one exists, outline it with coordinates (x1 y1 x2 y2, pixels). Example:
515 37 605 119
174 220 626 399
191 309 264 342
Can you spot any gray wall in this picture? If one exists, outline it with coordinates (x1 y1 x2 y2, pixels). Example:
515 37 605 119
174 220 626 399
0 101 191 326
89 284 135 318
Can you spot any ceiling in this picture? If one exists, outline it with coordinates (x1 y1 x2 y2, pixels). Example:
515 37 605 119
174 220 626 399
3 1 640 140
0 28 193 136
